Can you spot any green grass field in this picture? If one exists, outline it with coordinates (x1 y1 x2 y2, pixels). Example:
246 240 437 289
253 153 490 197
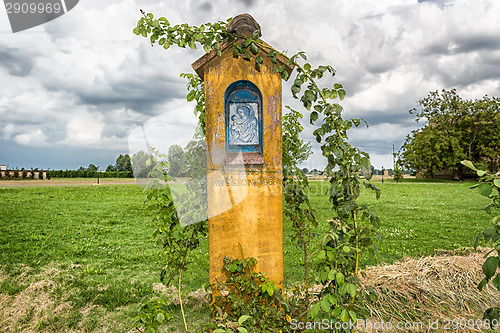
0 179 493 331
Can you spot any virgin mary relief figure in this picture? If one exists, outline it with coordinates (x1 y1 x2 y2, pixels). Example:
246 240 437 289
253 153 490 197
229 103 259 145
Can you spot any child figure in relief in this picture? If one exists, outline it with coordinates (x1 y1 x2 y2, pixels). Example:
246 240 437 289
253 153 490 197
229 103 258 144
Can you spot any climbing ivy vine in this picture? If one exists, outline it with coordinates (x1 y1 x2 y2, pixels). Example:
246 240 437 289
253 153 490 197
135 12 381 331
461 160 500 326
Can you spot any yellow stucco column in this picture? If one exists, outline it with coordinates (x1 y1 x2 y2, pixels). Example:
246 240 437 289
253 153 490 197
192 14 292 288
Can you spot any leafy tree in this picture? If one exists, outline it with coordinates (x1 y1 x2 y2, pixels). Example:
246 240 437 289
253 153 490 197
401 89 500 178
167 145 184 177
393 164 403 183
116 154 132 173
393 151 404 183
181 140 206 178
106 164 117 172
131 150 156 178
87 164 98 171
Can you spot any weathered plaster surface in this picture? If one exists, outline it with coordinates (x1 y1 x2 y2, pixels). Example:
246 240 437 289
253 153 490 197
196 43 284 287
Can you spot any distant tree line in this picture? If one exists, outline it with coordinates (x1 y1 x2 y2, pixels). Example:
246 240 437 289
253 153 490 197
47 169 133 179
299 167 412 177
7 140 218 180
48 154 134 178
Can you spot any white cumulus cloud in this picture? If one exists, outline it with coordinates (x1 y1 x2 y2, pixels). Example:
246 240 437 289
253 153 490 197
14 129 48 146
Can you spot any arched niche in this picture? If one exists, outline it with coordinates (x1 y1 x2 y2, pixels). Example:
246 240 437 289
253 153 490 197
224 80 263 164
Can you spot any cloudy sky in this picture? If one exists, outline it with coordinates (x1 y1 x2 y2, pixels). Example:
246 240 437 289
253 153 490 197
1 0 499 171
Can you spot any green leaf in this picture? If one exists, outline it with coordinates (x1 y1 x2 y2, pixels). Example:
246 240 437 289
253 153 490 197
461 160 477 171
332 307 341 316
333 103 342 113
213 329 226 333
338 89 346 100
318 250 326 259
156 312 165 323
133 27 140 35
321 298 330 312
338 284 347 295
340 309 349 322
484 228 496 236
304 63 311 71
347 284 357 297
310 302 320 319
291 85 301 96
494 179 500 188
233 47 239 59
203 40 211 53
242 38 252 47
229 262 237 272
250 43 259 55
237 328 248 333
329 89 338 99
310 111 319 124
186 90 196 102
336 272 345 285
477 170 486 177
281 70 289 80
478 183 493 197
334 83 343 89
483 256 499 279
238 315 251 325
493 274 500 292
478 277 488 291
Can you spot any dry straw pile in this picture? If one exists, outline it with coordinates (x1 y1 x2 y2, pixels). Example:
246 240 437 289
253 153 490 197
359 248 500 332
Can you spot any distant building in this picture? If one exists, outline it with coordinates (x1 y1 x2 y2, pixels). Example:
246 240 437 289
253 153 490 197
0 166 47 180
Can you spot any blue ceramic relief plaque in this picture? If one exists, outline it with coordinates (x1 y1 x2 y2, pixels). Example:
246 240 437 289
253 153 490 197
224 80 262 154
228 102 259 146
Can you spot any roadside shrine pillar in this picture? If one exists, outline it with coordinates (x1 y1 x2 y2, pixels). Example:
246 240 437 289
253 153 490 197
192 14 293 287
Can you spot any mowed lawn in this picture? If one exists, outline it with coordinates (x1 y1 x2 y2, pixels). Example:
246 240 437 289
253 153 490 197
0 179 494 331
285 179 493 281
